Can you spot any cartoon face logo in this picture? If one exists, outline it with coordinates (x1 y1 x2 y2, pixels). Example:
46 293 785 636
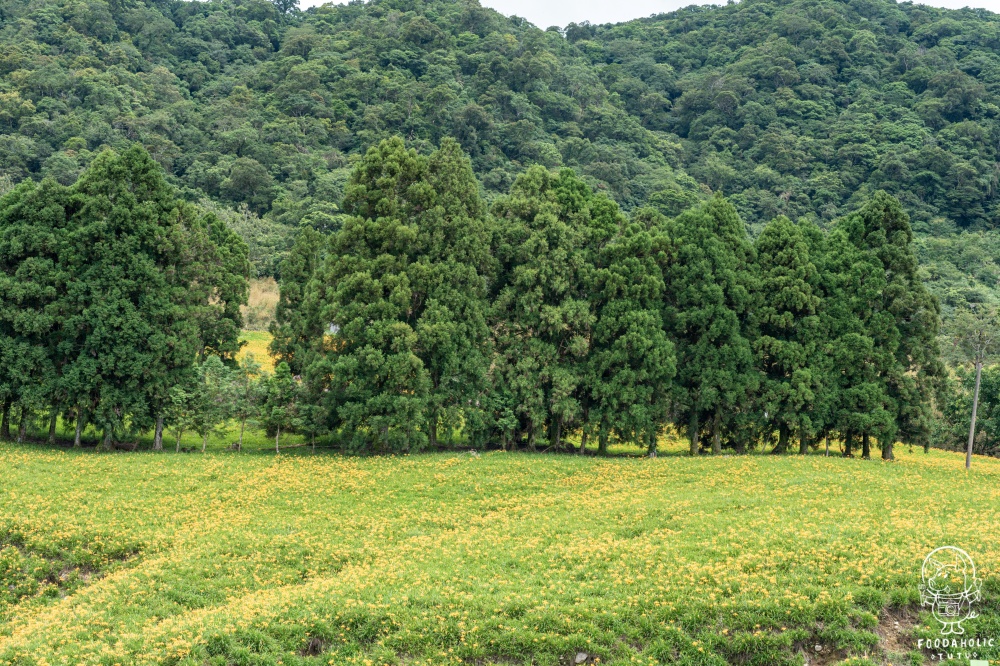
920 547 982 635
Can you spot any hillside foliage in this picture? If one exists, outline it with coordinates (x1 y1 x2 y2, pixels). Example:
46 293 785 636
3 0 1000 306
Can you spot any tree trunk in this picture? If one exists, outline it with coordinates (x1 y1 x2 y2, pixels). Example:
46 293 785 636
882 437 894 461
528 420 536 452
967 360 983 470
428 413 438 448
773 423 789 454
689 410 699 456
153 416 164 451
275 425 281 453
825 432 830 457
47 409 57 445
862 432 871 459
202 432 208 453
312 433 316 453
648 426 658 458
844 430 854 457
711 408 721 455
238 418 246 451
799 427 809 455
176 430 183 453
579 426 588 455
17 413 27 443
74 410 84 448
1 402 10 441
103 429 112 451
598 428 608 456
552 416 562 450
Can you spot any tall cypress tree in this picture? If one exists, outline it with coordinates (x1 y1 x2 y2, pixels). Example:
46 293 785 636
839 192 942 458
412 139 494 447
271 227 327 376
588 207 676 456
308 137 491 451
56 146 247 446
753 216 821 454
664 195 758 455
798 217 839 453
490 166 602 450
822 228 895 458
0 179 72 441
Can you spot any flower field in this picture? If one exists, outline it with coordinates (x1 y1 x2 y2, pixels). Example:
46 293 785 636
0 443 997 666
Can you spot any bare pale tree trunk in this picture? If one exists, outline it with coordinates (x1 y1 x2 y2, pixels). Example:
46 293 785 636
275 425 280 453
153 416 164 451
312 433 316 453
825 432 830 457
74 410 84 448
578 427 588 455
689 411 699 456
648 426 658 458
47 409 57 445
202 432 208 453
176 430 183 453
967 360 984 469
711 408 721 455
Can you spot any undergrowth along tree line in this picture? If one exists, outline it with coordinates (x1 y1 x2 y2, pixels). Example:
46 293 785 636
0 138 943 457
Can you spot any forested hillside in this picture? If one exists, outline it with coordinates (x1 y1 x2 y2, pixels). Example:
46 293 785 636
2 0 1000 303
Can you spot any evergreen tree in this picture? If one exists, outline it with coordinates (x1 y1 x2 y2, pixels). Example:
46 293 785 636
797 218 839 453
840 192 942 458
270 227 326 375
664 196 759 455
490 167 602 450
195 356 232 453
411 139 493 447
166 382 199 453
306 137 491 451
0 179 72 444
0 145 249 448
232 354 265 451
263 361 297 453
823 228 895 458
587 208 675 456
753 216 821 454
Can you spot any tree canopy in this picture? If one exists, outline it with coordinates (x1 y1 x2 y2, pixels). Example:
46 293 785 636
5 0 1000 305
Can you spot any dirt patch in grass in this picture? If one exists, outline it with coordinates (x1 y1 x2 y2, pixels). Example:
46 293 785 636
877 606 921 663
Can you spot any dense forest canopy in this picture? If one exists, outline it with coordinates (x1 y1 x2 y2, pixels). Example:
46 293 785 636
3 0 1000 310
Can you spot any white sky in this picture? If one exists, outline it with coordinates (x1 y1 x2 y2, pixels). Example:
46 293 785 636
300 0 1000 27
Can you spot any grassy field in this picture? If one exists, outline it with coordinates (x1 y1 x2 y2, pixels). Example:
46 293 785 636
239 330 277 373
0 441 997 666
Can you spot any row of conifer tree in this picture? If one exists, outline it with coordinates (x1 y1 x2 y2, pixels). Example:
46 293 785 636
268 137 942 458
0 139 941 456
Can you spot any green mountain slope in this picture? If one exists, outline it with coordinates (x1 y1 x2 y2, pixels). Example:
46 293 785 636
2 0 1000 307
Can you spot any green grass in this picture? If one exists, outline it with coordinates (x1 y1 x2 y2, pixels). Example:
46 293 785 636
0 440 997 666
238 330 276 372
